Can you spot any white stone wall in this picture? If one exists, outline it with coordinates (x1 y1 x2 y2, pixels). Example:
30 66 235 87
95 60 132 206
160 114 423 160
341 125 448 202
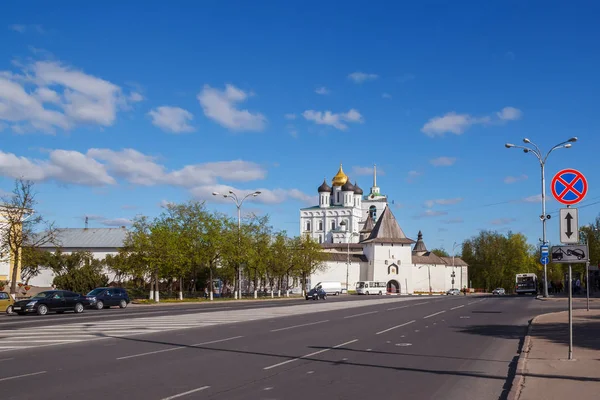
309 260 365 291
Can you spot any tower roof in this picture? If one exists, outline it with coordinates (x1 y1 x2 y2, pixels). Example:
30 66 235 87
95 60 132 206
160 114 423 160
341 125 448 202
353 181 363 195
318 178 332 193
359 216 374 233
412 230 428 253
332 164 348 186
361 206 415 244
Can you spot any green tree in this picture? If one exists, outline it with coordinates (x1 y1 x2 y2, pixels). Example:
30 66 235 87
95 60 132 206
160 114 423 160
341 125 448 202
431 248 450 257
51 251 109 293
292 234 328 295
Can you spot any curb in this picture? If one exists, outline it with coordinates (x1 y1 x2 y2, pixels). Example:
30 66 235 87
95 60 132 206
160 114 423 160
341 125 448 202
506 315 538 400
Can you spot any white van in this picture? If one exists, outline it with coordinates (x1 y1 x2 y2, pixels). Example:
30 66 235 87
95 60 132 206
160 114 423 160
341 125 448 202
313 281 343 295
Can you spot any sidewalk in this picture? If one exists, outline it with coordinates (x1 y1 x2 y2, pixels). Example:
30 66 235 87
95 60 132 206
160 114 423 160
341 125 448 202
510 309 600 400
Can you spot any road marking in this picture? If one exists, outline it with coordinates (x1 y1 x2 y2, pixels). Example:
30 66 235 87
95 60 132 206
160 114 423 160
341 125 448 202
413 302 430 305
395 343 412 346
387 305 410 311
263 339 358 370
161 386 210 400
117 336 243 360
270 320 329 332
424 311 446 319
376 320 416 335
343 311 378 319
451 305 465 310
0 357 14 361
0 371 47 382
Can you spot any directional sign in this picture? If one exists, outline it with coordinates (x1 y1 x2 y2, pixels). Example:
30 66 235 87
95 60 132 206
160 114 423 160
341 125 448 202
551 244 589 264
559 208 579 244
551 169 588 205
540 245 549 257
540 256 549 265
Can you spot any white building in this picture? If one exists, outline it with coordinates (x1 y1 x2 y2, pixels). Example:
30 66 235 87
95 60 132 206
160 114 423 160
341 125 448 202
300 164 388 244
30 227 127 287
303 165 468 294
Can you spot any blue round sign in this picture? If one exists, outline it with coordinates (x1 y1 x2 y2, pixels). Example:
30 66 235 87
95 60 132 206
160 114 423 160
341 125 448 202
540 256 549 265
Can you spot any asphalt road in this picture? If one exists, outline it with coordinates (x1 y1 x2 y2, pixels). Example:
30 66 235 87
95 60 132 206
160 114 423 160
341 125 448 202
0 294 380 330
0 295 592 400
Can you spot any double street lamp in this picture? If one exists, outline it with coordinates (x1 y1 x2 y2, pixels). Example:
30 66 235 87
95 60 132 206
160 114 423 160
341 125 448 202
505 136 577 298
339 220 358 294
452 241 462 290
212 190 261 300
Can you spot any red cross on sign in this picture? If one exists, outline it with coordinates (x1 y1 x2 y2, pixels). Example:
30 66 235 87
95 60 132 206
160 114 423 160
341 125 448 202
551 169 588 205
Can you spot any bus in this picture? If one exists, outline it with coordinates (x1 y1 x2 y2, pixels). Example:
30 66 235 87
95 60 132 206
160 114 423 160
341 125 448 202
355 281 387 295
515 273 538 295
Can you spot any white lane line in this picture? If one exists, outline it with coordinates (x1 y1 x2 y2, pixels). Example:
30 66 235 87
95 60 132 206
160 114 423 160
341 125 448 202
0 371 47 382
376 320 416 335
413 302 430 306
117 336 243 360
387 305 410 311
0 357 14 361
263 339 358 370
270 320 329 332
161 386 210 400
450 305 465 310
423 310 446 319
343 311 378 319
0 339 82 343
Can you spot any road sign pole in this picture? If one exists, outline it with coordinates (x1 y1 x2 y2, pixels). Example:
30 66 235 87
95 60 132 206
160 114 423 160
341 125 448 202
568 263 573 360
541 162 549 298
586 261 590 312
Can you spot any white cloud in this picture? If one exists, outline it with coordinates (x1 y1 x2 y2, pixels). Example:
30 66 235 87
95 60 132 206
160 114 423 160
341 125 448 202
148 106 195 133
406 170 423 183
414 209 448 218
442 218 464 224
382 93 392 99
348 72 378 83
421 106 522 137
190 184 315 205
522 194 542 203
86 215 132 227
128 92 144 102
9 24 26 33
0 59 139 133
352 166 384 176
0 149 115 186
491 218 516 225
497 106 522 121
430 157 457 167
302 109 363 130
284 113 296 120
424 198 463 208
315 87 330 95
198 84 266 132
504 174 528 184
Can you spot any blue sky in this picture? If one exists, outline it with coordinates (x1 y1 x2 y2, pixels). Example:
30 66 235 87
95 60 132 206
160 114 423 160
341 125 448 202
1 1 599 253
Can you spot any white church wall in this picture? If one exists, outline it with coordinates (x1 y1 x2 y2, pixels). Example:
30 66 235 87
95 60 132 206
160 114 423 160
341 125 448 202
309 260 364 292
411 264 432 293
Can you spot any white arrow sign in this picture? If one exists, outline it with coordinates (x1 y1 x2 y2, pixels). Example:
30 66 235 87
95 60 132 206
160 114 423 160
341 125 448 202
559 208 579 244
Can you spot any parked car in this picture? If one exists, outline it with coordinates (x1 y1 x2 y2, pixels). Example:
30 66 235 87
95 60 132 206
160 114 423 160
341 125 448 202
311 281 343 295
492 288 506 295
0 291 15 315
85 287 130 310
446 288 460 296
305 287 327 300
12 290 90 315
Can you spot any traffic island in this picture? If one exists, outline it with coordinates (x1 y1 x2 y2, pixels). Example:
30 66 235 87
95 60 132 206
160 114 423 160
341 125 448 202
508 309 600 400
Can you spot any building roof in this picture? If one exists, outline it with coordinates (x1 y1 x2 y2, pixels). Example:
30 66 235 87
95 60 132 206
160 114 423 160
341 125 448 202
325 253 368 262
332 164 349 186
39 228 128 249
440 256 469 267
360 217 374 233
361 207 415 244
412 252 446 265
341 180 355 192
318 178 332 193
412 230 427 253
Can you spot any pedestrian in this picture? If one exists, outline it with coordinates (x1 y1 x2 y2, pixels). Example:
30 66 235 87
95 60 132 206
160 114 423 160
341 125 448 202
204 288 208 299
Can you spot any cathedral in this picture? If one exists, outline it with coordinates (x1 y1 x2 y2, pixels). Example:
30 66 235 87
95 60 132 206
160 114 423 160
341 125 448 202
300 164 469 295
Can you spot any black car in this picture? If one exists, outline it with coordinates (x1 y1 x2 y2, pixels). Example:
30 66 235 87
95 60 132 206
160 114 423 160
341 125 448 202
85 287 130 310
12 290 89 316
305 287 327 300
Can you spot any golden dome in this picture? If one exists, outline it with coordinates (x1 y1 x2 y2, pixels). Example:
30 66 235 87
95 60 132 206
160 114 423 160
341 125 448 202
332 164 348 186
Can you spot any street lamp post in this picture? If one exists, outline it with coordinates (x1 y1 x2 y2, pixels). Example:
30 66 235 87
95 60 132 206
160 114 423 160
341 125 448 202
452 241 461 290
505 137 577 298
212 190 261 300
339 220 358 294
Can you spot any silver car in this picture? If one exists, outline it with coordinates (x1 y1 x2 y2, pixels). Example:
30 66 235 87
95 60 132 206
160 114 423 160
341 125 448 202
492 288 506 295
446 288 460 296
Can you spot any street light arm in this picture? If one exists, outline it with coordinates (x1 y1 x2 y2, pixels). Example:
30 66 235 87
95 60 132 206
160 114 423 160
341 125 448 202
508 144 542 161
543 143 572 164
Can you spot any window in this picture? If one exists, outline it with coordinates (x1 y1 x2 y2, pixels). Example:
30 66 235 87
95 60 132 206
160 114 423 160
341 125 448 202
318 221 323 231
319 235 322 244
0 292 8 300
331 221 335 230
306 221 311 231
369 205 377 220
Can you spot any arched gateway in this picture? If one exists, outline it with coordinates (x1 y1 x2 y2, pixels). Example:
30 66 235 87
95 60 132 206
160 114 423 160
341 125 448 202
387 280 400 294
